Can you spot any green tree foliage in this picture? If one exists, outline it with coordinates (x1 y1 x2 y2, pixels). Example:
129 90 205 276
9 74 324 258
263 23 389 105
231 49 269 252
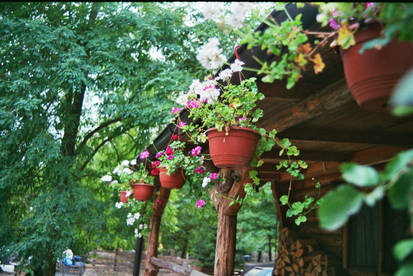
0 2 232 274
236 184 279 264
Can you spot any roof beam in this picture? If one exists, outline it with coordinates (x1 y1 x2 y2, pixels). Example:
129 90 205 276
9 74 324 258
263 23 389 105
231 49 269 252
261 150 352 162
260 79 353 132
279 128 413 147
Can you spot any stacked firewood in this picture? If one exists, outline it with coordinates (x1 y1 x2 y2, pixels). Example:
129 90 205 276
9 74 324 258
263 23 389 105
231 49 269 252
273 228 328 276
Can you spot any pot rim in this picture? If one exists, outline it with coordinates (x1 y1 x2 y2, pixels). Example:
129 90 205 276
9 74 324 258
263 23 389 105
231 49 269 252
205 126 260 135
130 182 154 187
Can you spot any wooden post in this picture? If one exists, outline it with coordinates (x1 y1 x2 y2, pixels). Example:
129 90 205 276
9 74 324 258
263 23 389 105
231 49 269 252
213 168 250 276
144 184 171 276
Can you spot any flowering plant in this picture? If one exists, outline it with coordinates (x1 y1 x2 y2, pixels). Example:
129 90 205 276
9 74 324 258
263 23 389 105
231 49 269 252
155 140 203 176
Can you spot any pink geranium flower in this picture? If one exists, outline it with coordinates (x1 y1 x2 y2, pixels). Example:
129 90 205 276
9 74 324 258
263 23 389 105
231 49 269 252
151 168 159 176
165 146 174 156
152 161 160 168
178 122 186 128
329 18 340 30
210 173 219 180
191 146 202 157
195 166 205 174
171 107 181 115
155 151 164 158
196 199 206 209
139 150 150 159
171 134 179 141
167 154 174 160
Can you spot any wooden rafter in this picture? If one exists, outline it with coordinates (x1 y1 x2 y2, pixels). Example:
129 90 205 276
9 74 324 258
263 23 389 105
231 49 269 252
260 79 353 133
279 128 413 147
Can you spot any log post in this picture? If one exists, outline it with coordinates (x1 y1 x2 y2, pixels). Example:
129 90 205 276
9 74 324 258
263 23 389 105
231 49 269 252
213 168 250 276
144 182 171 276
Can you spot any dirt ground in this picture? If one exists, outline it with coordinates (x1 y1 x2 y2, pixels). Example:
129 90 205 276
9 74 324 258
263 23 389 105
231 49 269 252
82 250 185 276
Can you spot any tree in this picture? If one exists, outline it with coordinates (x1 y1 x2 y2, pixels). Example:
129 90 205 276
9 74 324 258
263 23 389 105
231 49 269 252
0 2 219 275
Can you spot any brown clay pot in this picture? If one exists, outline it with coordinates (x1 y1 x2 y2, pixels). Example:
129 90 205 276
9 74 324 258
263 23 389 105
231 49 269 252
120 190 129 203
206 127 260 169
130 183 155 201
341 22 413 111
159 167 185 189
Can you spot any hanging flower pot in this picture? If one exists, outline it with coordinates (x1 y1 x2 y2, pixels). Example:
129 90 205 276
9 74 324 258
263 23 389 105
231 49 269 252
119 190 130 203
130 183 154 201
340 22 413 111
159 167 185 189
206 126 260 169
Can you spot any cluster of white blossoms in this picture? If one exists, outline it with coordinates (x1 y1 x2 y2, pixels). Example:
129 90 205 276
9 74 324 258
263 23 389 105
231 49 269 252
134 224 148 238
174 58 245 107
196 37 227 70
126 212 141 226
225 2 255 29
101 175 112 182
202 177 211 188
197 2 262 30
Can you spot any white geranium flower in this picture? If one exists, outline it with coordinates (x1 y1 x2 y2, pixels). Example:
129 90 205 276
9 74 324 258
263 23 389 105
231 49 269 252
29 206 33 211
101 175 112 182
125 191 132 198
176 93 189 106
230 59 245 72
126 213 135 225
130 159 137 166
197 2 225 22
197 37 227 70
134 228 139 238
122 168 133 175
202 177 211 188
115 202 123 209
139 224 143 230
121 160 129 167
134 213 141 220
201 86 220 104
216 69 233 82
112 165 123 176
143 224 148 229
188 79 204 95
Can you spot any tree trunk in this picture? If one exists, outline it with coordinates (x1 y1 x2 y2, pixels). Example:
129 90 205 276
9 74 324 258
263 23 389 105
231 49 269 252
181 238 187 259
258 251 262 263
42 257 56 276
214 209 237 276
144 186 170 276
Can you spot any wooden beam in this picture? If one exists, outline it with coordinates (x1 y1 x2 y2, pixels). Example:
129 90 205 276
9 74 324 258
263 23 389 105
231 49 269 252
271 181 285 228
261 150 352 162
144 184 171 276
279 128 413 147
260 79 353 132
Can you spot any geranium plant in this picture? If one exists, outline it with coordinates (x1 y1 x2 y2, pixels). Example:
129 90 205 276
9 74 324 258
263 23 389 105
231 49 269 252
171 59 308 219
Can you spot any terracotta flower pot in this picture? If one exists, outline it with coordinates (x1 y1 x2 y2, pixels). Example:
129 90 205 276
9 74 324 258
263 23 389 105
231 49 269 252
206 127 260 169
120 190 130 203
130 183 155 201
341 23 413 111
159 167 185 189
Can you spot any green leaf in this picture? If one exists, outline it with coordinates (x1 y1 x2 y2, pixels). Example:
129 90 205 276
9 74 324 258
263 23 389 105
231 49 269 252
388 171 413 210
295 215 307 226
364 186 385 207
280 195 289 205
395 260 413 276
394 239 413 262
340 163 379 187
390 69 413 116
382 149 413 182
317 185 363 231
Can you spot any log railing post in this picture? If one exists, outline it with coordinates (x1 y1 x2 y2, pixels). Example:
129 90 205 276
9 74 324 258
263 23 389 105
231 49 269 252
144 182 170 276
213 168 250 276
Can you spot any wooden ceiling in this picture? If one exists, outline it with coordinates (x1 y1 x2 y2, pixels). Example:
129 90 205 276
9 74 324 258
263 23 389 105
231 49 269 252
251 42 413 188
